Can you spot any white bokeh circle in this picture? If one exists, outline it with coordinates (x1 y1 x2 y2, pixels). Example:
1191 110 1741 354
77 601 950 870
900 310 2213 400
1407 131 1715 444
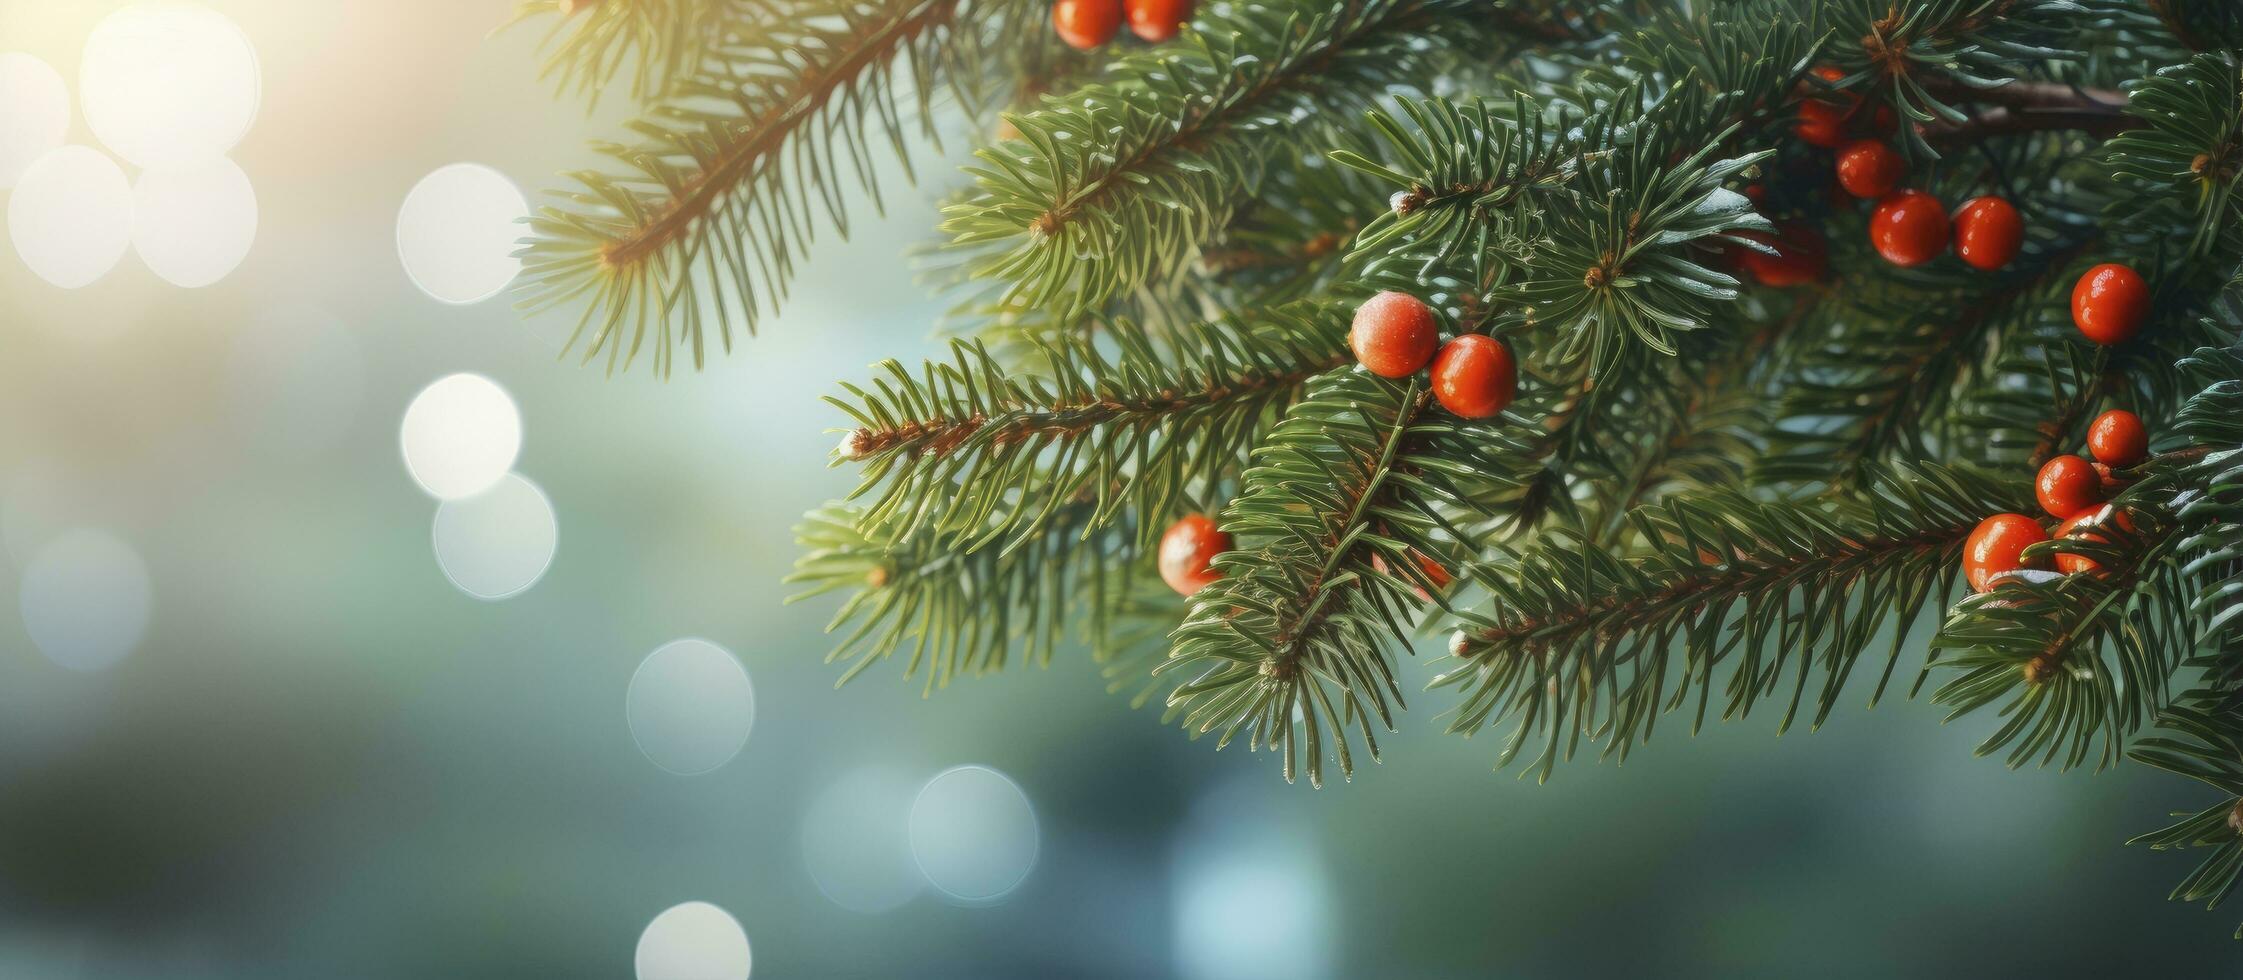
8 145 134 289
625 638 755 776
908 765 1040 904
431 473 557 600
20 528 152 672
635 902 751 980
801 768 925 913
0 52 70 189
132 156 257 287
399 373 522 501
80 2 260 170
396 163 528 304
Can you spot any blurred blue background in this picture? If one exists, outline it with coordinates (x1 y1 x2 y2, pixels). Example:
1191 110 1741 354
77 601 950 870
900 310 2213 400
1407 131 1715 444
1 1 2238 976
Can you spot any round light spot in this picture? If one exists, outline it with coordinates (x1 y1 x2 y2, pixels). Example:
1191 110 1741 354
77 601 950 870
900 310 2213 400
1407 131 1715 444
626 639 755 776
20 528 151 672
79 2 260 170
396 163 527 304
1173 842 1337 980
635 901 751 980
228 306 364 457
432 473 557 600
801 768 924 913
398 373 521 501
0 53 69 189
131 156 256 287
8 145 133 289
908 765 1039 904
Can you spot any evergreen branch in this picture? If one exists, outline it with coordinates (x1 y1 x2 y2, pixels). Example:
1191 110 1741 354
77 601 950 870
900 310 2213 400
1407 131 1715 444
1760 230 2100 488
788 499 1171 692
942 0 1560 315
832 303 1351 552
516 0 1041 375
508 0 749 105
1333 89 1774 373
1928 345 2243 772
2105 53 2243 259
2128 689 2243 939
1438 463 2029 781
1158 369 1523 786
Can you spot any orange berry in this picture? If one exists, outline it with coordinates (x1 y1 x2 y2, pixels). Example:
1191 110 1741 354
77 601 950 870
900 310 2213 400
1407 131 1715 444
1834 139 1904 199
1952 196 2023 271
1963 513 2049 593
1124 0 1192 41
2034 454 2101 519
1052 0 1122 49
2070 263 2151 346
1735 222 1827 287
1159 513 1230 595
2086 409 2149 467
1868 190 1949 267
1349 291 1439 378
1430 334 1517 419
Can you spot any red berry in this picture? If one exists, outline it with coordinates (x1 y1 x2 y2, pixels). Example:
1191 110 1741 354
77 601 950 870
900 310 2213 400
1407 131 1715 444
1373 550 1453 601
1159 513 1230 595
2070 263 2150 345
1951 196 2023 271
1052 0 1122 49
1349 291 1439 378
1794 100 1847 148
1963 513 2049 593
1834 139 1904 199
2051 505 2135 575
1793 66 1851 148
2086 409 2148 467
1124 0 1192 41
1868 190 1949 267
1736 222 1827 287
1430 334 1517 419
2034 454 2101 520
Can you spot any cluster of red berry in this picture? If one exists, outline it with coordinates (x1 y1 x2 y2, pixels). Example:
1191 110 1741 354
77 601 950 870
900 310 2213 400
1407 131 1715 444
1155 291 1505 599
1051 0 1191 48
1348 291 1519 419
1743 68 2158 349
1962 409 2150 591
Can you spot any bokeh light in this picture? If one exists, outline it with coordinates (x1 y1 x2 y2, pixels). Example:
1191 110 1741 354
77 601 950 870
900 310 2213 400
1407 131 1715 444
634 901 752 980
907 765 1039 905
801 767 924 913
8 145 134 289
131 156 257 287
0 52 69 189
431 473 557 600
79 1 260 170
395 163 527 304
19 528 152 672
626 639 756 776
227 305 365 457
1171 781 1337 980
398 373 522 501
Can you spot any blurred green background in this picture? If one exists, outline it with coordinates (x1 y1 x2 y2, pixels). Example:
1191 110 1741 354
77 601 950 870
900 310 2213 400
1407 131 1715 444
1 1 2238 976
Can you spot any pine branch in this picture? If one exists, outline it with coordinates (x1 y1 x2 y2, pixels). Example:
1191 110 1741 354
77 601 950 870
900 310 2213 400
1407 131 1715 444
942 0 1564 315
1158 369 1523 786
1332 89 1774 373
508 0 750 105
1760 230 2101 488
1437 463 2028 781
832 303 1352 552
516 0 1044 375
2105 53 2243 259
788 499 1171 691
